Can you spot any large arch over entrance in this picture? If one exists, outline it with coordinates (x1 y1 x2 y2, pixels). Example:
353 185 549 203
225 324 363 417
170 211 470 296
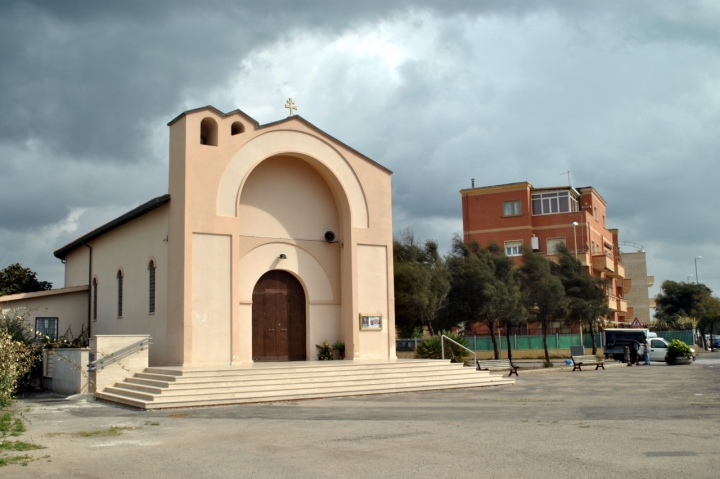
216 129 369 228
252 270 307 361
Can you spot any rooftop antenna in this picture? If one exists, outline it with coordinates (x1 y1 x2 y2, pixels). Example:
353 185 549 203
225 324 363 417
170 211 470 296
560 170 570 186
471 178 475 188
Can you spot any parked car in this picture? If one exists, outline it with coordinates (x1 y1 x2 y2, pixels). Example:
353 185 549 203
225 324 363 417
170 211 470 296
648 337 695 362
712 337 720 349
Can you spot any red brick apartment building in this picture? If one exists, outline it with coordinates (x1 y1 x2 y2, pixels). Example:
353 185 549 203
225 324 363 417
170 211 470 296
460 181 631 331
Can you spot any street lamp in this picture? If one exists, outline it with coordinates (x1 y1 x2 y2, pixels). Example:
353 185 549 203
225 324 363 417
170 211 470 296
572 222 579 259
695 256 702 284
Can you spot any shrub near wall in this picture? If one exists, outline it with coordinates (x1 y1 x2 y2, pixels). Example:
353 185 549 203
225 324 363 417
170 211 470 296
0 329 36 408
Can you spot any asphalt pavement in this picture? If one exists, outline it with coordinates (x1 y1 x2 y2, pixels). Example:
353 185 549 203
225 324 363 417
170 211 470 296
4 351 720 478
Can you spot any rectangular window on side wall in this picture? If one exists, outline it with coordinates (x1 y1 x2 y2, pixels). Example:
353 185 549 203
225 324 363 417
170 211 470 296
546 237 566 255
503 200 521 216
117 271 123 318
92 279 98 321
149 262 156 314
36 317 58 340
505 240 523 256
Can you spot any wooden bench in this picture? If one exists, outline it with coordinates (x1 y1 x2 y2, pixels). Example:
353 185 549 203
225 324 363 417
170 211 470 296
476 359 519 376
571 355 605 371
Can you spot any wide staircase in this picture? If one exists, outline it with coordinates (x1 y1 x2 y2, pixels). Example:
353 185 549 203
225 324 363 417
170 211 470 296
96 360 515 409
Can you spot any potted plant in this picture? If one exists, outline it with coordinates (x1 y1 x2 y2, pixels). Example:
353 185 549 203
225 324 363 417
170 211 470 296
332 341 345 360
316 341 333 360
665 339 694 365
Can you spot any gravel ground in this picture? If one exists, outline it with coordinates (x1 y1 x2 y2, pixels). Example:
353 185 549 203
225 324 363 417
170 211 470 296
4 354 720 478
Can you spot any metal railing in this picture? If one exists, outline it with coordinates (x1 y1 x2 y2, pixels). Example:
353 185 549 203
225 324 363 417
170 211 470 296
441 334 477 365
87 336 152 372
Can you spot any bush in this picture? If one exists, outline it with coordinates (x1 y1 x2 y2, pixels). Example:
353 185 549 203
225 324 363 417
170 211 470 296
0 329 37 408
0 311 41 404
666 339 693 360
416 331 471 363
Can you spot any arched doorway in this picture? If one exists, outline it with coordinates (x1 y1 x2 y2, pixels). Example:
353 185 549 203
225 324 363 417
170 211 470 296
252 270 306 361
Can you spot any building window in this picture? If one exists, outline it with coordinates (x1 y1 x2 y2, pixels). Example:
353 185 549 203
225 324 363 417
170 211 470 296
503 200 521 216
36 317 58 340
148 260 156 314
593 206 598 220
603 215 606 228
92 277 98 321
531 191 578 215
505 240 523 256
547 237 566 255
117 270 123 318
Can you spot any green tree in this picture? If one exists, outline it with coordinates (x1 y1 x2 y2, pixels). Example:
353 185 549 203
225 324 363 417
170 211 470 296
655 280 711 343
444 237 525 360
518 247 568 365
0 263 52 296
393 230 451 337
551 244 609 355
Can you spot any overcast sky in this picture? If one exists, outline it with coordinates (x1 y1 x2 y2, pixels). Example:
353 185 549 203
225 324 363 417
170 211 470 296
1 1 719 303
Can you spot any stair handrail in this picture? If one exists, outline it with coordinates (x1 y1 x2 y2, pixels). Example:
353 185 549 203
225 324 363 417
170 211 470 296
441 334 477 365
87 336 152 372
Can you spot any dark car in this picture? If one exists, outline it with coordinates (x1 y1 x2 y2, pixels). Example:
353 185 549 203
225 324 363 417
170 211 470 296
712 338 720 349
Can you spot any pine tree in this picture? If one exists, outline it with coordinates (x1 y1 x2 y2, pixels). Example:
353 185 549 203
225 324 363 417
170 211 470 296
551 244 608 355
518 248 568 365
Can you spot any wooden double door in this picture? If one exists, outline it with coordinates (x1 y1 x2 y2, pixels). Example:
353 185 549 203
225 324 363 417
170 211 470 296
252 270 307 361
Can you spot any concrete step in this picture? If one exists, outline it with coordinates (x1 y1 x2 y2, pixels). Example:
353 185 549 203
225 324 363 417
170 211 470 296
97 360 515 409
97 378 514 410
126 368 490 390
110 371 505 398
103 375 513 404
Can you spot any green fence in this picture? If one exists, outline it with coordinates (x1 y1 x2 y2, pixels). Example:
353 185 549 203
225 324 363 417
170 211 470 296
464 331 694 351
654 331 693 344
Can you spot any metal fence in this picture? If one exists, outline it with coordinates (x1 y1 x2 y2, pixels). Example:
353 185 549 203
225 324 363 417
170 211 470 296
397 330 695 352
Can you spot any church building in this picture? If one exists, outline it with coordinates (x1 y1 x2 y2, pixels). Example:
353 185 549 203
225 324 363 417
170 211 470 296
9 104 397 366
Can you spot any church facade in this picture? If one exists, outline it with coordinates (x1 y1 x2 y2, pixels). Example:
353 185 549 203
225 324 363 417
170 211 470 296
15 106 397 366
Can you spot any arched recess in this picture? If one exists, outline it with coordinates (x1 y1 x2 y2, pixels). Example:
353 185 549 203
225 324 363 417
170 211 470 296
237 242 334 303
216 130 368 228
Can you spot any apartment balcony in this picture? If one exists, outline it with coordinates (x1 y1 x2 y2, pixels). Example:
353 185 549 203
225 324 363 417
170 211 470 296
647 275 655 287
648 297 656 308
592 251 615 273
627 306 634 317
616 297 628 313
608 260 625 279
622 278 632 293
607 295 627 312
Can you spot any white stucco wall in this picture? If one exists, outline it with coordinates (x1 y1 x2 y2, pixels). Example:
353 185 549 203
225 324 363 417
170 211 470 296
73 206 169 366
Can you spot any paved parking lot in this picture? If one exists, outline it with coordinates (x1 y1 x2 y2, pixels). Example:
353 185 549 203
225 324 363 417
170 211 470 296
5 355 720 478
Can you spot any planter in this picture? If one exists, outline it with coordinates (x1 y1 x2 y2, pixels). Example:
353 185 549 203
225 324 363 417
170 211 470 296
665 355 693 365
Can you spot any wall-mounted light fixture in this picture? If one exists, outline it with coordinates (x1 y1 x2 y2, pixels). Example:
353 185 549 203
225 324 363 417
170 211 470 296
279 254 287 259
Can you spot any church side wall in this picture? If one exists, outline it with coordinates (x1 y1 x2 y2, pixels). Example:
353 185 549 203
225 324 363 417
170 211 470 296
85 206 169 366
64 248 89 288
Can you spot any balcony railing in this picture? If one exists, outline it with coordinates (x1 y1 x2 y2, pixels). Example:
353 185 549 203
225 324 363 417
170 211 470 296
592 250 614 273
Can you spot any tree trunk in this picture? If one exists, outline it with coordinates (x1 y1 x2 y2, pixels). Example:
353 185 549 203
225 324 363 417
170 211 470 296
589 320 598 355
542 320 550 365
698 325 707 350
488 320 499 359
505 326 513 363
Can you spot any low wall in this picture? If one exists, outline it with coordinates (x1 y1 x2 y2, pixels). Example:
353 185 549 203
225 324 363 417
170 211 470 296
51 348 89 395
90 335 150 393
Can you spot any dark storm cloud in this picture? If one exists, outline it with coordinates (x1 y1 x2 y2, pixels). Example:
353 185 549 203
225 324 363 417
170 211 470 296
1 0 719 294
